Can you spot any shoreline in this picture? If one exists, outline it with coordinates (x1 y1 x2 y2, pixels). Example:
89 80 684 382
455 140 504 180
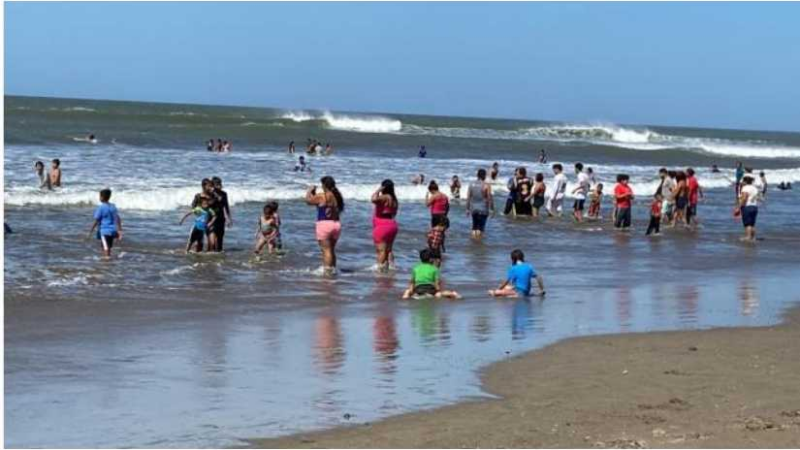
251 306 800 449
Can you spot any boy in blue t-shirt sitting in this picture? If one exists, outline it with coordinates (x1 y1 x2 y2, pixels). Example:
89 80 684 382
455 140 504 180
489 249 546 298
88 188 123 258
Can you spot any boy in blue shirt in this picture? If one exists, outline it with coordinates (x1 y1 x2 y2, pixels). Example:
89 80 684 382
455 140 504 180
88 188 123 258
180 196 217 253
489 249 546 297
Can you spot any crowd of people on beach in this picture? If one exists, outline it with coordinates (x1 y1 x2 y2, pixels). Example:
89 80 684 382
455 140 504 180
31 142 778 299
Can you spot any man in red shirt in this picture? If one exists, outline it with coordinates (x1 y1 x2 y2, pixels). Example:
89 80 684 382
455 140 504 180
614 174 634 230
686 168 703 227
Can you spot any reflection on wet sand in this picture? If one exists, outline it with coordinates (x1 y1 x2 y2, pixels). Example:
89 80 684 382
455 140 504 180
314 311 346 376
677 284 700 324
470 314 493 343
410 300 451 346
740 279 760 316
616 286 633 330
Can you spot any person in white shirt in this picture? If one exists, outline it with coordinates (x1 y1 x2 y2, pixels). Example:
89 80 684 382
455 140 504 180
571 162 590 222
547 164 568 217
737 175 761 242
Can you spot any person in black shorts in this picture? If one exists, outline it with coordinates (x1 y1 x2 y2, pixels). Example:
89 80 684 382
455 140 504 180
192 178 219 251
211 176 232 251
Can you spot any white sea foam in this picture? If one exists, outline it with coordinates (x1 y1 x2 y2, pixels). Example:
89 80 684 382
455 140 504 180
399 123 800 159
280 110 402 133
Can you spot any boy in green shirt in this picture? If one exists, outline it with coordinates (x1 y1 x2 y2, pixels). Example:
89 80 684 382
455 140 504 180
402 249 461 299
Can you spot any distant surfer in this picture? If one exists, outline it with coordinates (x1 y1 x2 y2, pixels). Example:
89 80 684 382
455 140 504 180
418 145 427 158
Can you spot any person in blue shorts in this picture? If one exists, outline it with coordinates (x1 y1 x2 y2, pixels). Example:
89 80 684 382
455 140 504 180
88 188 123 258
489 249 546 297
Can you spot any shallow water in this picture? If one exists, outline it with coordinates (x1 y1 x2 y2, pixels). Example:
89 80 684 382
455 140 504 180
5 96 800 447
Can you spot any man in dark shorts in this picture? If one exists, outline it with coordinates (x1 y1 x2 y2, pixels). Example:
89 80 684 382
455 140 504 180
211 176 232 252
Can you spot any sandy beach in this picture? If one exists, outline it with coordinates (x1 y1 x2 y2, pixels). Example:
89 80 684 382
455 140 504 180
254 307 800 449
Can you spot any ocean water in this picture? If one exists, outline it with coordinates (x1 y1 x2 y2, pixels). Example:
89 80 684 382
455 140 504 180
4 96 800 448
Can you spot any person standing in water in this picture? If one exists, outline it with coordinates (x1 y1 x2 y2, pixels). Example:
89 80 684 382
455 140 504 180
371 179 399 272
306 176 345 275
192 178 219 251
735 161 744 198
426 180 450 228
466 168 494 240
34 161 51 190
288 141 296 154
450 175 462 200
490 162 500 181
503 167 520 216
547 164 567 217
49 159 62 188
539 149 548 164
211 177 232 251
686 168 703 227
613 174 634 230
737 175 760 242
571 162 590 222
88 188 123 258
418 145 427 158
513 167 534 217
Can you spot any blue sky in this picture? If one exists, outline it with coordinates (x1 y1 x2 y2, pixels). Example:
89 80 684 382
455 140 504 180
6 2 800 131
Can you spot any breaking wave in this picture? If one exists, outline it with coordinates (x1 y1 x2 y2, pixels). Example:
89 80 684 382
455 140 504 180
280 111 402 133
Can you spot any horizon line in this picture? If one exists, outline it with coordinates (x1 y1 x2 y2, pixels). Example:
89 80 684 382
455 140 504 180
5 93 798 135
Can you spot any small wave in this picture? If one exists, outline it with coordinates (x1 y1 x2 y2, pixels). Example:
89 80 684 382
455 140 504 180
399 123 800 159
280 110 403 133
63 107 97 113
240 122 258 127
168 111 198 117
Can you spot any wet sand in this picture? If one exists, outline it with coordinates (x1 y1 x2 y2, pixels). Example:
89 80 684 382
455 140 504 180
254 307 800 449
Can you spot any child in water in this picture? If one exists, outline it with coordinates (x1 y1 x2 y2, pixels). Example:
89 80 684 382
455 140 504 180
588 183 603 219
402 249 461 299
88 188 123 258
427 215 448 267
180 197 217 253
646 193 663 236
254 201 282 255
450 175 461 200
489 249 546 298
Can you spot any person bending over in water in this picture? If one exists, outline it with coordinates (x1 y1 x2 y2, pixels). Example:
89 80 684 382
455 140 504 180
371 179 399 272
180 196 217 253
418 145 427 158
466 168 494 240
34 161 51 190
49 159 62 188
306 176 345 275
489 249 545 298
88 188 123 258
254 202 282 255
412 174 425 185
402 249 461 299
450 175 462 200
